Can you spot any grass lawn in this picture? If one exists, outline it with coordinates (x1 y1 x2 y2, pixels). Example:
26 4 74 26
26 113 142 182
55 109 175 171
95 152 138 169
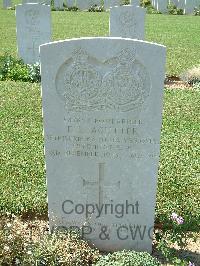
0 81 199 230
0 8 200 75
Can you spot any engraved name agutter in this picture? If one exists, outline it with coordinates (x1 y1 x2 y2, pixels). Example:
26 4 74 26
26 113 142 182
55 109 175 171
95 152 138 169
55 48 151 112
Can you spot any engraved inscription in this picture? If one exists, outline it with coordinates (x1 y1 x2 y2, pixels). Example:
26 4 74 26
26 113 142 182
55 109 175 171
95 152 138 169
56 48 151 112
46 116 160 160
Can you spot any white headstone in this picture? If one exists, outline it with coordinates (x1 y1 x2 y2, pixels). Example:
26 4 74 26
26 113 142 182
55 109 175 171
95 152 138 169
66 0 74 7
104 0 120 10
16 3 51 64
66 0 102 9
3 0 12 8
177 0 184 9
54 0 64 9
22 0 51 3
110 5 146 40
184 0 197 14
76 0 91 10
130 0 140 6
40 37 166 252
169 0 178 5
78 0 102 10
92 0 102 6
157 0 168 13
45 0 51 5
154 0 158 10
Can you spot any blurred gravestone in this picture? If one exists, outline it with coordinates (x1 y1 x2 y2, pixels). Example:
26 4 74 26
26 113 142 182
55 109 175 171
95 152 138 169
130 0 140 6
110 2 146 39
66 0 101 10
104 0 120 10
184 0 197 14
156 0 168 13
16 3 51 64
3 0 12 8
54 0 64 9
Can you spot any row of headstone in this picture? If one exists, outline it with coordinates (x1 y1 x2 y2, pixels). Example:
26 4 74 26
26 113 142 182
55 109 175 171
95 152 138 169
14 0 166 253
64 0 121 10
2 0 51 9
15 1 145 64
3 0 121 10
151 0 200 14
55 0 121 10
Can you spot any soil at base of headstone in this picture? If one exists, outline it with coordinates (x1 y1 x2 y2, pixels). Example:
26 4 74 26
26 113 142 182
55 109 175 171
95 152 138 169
164 76 192 89
0 215 199 265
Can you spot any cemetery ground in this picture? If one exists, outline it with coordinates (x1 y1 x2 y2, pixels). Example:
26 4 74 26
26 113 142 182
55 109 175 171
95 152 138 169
0 6 200 266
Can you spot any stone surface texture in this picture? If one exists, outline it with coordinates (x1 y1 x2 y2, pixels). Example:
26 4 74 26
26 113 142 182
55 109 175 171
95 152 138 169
110 5 146 40
40 37 166 252
16 3 51 64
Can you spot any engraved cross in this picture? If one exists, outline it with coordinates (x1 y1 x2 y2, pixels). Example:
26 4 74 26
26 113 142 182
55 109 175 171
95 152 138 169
82 163 120 206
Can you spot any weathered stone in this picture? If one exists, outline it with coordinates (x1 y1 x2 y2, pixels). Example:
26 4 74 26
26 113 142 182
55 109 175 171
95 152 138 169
40 37 166 252
16 3 51 64
130 0 140 6
54 0 64 9
110 5 146 40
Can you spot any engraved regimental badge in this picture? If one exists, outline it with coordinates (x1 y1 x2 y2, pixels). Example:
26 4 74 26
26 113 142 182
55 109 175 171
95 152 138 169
56 48 151 112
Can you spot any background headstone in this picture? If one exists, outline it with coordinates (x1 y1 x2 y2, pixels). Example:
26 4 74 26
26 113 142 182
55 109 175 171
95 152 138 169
169 0 178 5
104 0 120 10
177 0 185 9
16 3 51 64
184 0 197 14
54 0 64 9
65 0 74 7
65 0 94 10
66 0 105 9
156 0 168 13
130 0 140 6
75 0 92 10
40 37 166 252
110 5 146 40
3 0 12 8
45 0 51 5
154 0 158 10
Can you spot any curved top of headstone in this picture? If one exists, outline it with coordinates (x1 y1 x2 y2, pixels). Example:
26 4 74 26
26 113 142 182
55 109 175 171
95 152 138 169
16 2 50 8
40 37 165 51
40 37 165 113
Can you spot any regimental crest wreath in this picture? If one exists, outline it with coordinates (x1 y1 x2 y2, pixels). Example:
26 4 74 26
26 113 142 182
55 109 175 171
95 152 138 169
55 48 151 112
